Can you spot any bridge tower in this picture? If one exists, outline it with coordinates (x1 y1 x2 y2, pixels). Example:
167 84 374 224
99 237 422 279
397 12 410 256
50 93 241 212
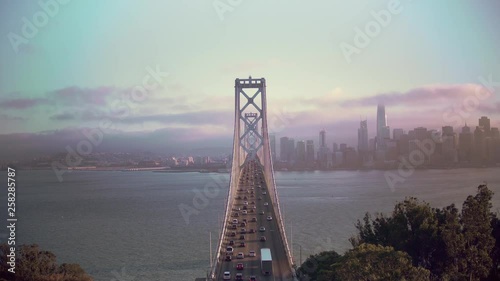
209 77 295 280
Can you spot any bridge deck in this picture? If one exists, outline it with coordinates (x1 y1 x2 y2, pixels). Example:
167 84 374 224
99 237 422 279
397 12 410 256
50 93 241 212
214 159 293 281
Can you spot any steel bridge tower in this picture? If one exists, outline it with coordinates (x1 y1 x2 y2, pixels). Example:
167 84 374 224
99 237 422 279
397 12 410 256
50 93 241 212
209 77 295 280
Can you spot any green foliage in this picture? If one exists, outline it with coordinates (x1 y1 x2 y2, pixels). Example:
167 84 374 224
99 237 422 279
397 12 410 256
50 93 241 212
335 243 430 281
301 184 499 281
0 244 92 281
350 184 496 280
298 251 342 281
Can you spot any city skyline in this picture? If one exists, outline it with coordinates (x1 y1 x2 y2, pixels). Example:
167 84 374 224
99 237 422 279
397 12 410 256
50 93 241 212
1 1 500 161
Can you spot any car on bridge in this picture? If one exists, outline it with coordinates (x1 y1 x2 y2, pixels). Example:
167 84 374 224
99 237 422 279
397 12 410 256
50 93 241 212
260 236 266 242
236 263 244 270
264 202 268 206
267 216 272 221
223 271 231 280
237 252 244 259
259 226 265 232
225 255 232 261
235 273 243 280
249 276 256 281
249 250 256 257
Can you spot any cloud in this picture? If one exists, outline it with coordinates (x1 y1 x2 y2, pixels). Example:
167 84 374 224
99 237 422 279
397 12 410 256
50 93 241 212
51 86 117 106
114 110 232 126
0 113 25 121
476 102 500 115
340 84 489 107
0 126 232 162
0 98 48 109
49 112 77 121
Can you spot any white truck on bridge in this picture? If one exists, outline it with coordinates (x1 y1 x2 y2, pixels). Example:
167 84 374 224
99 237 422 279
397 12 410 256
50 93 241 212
261 248 272 276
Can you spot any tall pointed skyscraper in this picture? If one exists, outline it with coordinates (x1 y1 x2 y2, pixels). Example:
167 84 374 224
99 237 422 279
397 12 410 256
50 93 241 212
376 104 389 150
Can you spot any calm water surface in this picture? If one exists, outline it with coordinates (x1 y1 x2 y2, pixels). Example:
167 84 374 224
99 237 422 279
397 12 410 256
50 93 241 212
1 168 499 281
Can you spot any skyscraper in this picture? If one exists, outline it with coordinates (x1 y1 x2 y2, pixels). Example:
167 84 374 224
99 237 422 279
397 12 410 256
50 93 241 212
279 136 289 161
459 124 473 163
319 129 326 148
270 134 276 162
306 140 315 164
474 126 485 163
296 140 306 164
358 120 369 153
393 128 405 141
287 138 295 163
318 129 331 168
479 116 491 136
376 104 390 150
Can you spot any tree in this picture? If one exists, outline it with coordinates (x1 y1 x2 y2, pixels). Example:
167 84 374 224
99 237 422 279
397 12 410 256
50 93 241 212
350 185 496 280
351 198 443 271
460 185 495 280
335 243 430 281
298 251 342 281
0 244 92 281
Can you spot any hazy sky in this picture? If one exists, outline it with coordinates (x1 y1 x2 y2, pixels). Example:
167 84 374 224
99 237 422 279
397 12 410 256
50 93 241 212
1 0 499 158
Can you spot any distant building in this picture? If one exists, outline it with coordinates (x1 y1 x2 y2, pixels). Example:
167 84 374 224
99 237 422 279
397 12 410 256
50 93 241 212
479 116 491 137
376 104 389 150
319 129 326 148
441 126 457 163
296 141 306 165
393 128 404 141
306 140 315 164
287 138 295 163
459 124 473 163
279 137 289 161
358 120 369 152
318 129 331 168
270 134 276 162
491 127 500 138
332 142 338 152
474 126 486 163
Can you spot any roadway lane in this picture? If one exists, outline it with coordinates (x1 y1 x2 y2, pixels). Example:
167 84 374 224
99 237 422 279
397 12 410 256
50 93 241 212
215 159 293 281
